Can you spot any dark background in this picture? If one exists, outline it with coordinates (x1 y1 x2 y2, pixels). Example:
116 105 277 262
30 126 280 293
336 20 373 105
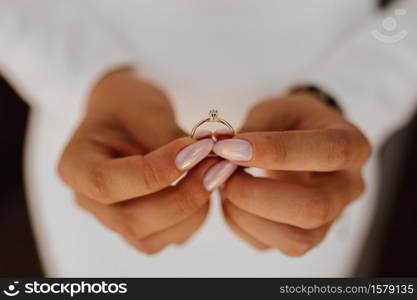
0 0 415 278
0 76 42 276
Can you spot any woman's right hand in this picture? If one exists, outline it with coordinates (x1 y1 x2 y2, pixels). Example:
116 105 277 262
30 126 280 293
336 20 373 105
58 69 219 254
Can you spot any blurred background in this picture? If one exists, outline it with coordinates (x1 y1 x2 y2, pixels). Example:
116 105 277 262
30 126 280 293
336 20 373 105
1 73 416 277
0 0 416 277
0 76 42 276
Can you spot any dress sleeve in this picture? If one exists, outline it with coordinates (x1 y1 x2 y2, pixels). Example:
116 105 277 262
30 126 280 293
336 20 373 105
0 0 136 111
304 0 417 145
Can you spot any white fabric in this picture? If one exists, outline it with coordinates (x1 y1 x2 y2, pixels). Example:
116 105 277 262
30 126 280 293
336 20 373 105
0 0 416 276
308 0 417 145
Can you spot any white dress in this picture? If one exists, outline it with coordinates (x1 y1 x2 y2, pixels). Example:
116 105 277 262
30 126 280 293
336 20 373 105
0 0 416 276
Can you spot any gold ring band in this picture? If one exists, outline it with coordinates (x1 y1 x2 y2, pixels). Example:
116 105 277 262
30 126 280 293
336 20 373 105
190 109 235 139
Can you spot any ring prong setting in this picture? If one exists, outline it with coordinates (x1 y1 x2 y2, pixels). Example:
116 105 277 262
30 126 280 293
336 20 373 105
190 109 235 142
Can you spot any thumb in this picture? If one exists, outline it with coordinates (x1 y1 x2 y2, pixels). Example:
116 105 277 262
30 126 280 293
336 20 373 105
89 69 187 151
239 98 295 133
59 136 214 204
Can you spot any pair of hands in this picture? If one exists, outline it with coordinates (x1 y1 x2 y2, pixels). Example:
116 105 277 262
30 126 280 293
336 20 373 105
58 69 371 256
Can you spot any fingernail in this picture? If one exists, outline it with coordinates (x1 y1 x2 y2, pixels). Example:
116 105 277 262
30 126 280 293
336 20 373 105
203 161 238 191
176 139 214 170
213 139 253 161
195 129 212 139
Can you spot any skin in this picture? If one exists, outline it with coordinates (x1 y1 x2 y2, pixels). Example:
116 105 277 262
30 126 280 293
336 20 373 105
58 69 371 256
58 69 219 254
221 94 372 256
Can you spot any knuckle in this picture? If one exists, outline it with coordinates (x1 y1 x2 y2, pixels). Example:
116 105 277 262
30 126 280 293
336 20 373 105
173 238 189 246
325 130 351 169
107 207 131 235
268 135 288 165
118 216 160 255
138 243 164 255
89 164 113 203
280 228 322 257
141 158 165 192
175 186 203 215
118 204 154 240
56 157 67 183
350 128 372 166
281 239 313 257
254 245 270 251
125 236 162 255
141 249 160 255
300 190 330 229
353 177 366 201
74 195 88 211
57 149 76 186
73 199 86 212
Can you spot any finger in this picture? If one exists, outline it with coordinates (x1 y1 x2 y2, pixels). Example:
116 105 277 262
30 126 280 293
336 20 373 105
74 193 131 235
75 158 220 242
194 129 234 141
224 169 364 229
214 129 234 141
266 170 312 185
77 197 208 256
59 136 214 203
238 98 299 133
224 201 331 257
222 203 269 250
195 129 212 139
125 203 209 255
213 127 370 171
88 69 186 150
122 158 220 239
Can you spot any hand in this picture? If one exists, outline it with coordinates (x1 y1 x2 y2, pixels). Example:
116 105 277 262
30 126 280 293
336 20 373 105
215 92 372 256
58 69 217 254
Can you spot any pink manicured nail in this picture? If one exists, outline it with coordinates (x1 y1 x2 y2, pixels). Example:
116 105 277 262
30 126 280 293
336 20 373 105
203 161 238 191
175 139 214 170
195 129 212 139
213 139 253 161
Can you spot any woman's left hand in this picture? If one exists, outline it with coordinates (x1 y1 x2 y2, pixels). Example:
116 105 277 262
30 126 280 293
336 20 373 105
214 92 372 256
